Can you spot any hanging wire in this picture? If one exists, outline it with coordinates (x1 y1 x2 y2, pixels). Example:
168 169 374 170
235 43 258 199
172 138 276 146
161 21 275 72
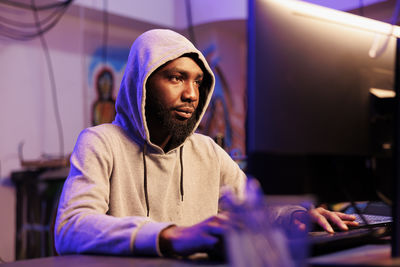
0 0 73 41
31 0 65 157
102 0 108 64
0 0 71 11
359 0 364 16
185 0 196 46
0 7 67 41
0 4 64 28
0 0 73 157
390 0 400 26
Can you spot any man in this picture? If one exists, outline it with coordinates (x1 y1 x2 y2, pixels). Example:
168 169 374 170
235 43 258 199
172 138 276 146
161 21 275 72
54 29 357 258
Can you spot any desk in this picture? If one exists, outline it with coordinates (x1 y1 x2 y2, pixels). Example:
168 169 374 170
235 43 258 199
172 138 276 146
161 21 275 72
3 245 400 267
1 255 226 267
11 168 68 260
309 244 400 266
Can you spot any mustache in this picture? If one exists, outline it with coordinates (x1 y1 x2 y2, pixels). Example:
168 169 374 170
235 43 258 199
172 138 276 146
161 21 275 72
172 103 196 110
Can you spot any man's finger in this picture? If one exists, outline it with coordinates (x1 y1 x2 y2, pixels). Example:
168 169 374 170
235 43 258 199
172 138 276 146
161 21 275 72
320 210 350 230
292 219 307 232
344 221 359 227
310 211 334 233
335 212 357 221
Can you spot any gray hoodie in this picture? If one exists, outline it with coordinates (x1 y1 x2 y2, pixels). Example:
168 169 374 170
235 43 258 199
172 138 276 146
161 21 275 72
54 29 246 256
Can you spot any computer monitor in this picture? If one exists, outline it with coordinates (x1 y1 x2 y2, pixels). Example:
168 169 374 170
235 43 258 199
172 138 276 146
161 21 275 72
246 0 397 204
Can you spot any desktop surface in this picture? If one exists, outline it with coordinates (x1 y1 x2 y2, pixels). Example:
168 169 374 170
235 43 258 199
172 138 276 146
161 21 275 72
309 244 400 266
1 254 226 267
3 245 400 267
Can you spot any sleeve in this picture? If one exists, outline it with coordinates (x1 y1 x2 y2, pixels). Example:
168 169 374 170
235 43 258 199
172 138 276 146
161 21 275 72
210 139 308 226
210 139 247 201
54 128 172 256
266 205 308 227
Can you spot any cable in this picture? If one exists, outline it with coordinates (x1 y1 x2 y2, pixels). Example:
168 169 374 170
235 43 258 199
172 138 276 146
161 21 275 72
0 5 69 40
0 4 64 29
376 190 393 206
390 0 400 25
359 0 364 17
18 142 24 162
185 0 196 46
0 0 72 40
0 0 72 159
0 6 67 41
0 0 71 157
0 0 71 11
32 0 65 157
341 187 370 226
102 0 108 64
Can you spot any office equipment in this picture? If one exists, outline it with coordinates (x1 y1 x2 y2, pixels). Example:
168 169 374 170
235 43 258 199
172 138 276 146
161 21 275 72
247 0 400 257
354 214 392 226
247 0 397 205
309 225 391 256
343 201 392 226
308 200 392 256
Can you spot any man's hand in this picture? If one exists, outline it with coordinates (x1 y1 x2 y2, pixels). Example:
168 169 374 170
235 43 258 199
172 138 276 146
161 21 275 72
159 213 231 257
291 207 359 233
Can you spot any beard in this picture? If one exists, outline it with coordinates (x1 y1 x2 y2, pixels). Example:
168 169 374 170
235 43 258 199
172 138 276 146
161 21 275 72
145 93 199 147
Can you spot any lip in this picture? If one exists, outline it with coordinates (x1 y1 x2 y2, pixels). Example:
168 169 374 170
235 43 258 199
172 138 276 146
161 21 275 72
174 107 194 119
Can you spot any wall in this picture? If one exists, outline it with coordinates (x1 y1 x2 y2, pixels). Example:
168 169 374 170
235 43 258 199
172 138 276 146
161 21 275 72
73 0 247 28
0 9 86 263
0 5 160 262
193 21 247 155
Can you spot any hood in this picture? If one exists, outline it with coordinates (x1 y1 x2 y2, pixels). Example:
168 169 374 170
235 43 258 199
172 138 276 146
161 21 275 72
113 29 215 152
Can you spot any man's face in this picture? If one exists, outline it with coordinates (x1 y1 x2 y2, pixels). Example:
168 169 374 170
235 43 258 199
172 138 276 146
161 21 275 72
146 56 204 142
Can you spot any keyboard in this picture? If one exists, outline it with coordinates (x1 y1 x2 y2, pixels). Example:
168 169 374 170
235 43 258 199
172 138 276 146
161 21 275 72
308 201 393 256
354 214 392 226
309 224 391 256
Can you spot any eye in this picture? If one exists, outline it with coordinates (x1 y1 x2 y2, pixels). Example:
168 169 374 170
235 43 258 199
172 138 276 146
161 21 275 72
169 75 183 83
195 79 203 87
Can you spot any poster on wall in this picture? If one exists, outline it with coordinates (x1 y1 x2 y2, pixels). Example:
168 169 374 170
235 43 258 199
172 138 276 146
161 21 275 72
85 44 130 127
198 43 247 169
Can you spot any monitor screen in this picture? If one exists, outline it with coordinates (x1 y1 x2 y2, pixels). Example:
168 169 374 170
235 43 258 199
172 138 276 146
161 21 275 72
247 0 396 203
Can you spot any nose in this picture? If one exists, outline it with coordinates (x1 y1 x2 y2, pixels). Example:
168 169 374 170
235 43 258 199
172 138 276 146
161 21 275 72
182 81 199 103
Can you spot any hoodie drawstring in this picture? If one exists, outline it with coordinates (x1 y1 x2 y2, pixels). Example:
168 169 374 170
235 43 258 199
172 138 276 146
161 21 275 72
142 144 185 217
143 143 150 217
179 146 184 201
